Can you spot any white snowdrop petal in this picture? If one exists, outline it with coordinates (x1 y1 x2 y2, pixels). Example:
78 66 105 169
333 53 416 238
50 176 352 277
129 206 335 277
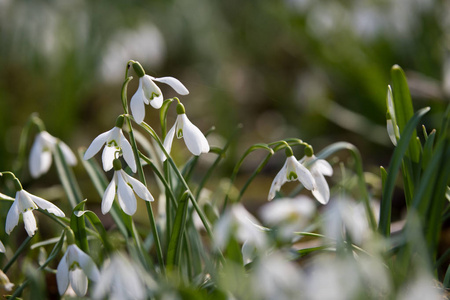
314 159 333 176
312 173 330 205
120 135 136 173
26 191 65 217
0 240 5 253
294 160 315 191
102 173 117 215
125 172 154 202
56 252 70 295
84 130 112 160
74 246 100 281
70 268 88 297
151 76 189 95
142 75 162 102
387 120 398 146
102 146 116 172
162 122 176 161
130 92 146 124
5 200 19 235
268 162 288 201
181 114 209 156
29 135 45 178
117 173 137 215
22 210 37 237
59 141 77 166
149 94 163 109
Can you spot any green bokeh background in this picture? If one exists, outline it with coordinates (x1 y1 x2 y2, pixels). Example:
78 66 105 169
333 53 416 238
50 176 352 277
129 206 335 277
0 0 448 200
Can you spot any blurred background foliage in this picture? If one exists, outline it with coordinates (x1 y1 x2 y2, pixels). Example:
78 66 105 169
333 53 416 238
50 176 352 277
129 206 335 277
0 0 448 200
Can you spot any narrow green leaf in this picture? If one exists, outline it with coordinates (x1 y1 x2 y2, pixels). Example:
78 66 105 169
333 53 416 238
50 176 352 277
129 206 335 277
70 200 89 252
54 143 83 208
379 107 430 236
421 129 436 170
390 65 420 163
160 98 175 139
76 210 113 253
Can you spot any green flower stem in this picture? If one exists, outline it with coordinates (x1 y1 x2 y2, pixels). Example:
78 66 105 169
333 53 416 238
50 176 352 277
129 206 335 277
124 117 165 272
8 232 65 300
314 142 377 231
166 191 189 269
139 121 214 239
38 209 69 228
223 144 273 210
3 236 34 273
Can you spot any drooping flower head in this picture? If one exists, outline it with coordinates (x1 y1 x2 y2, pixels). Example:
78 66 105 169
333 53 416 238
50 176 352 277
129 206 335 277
92 254 147 300
29 131 77 178
5 176 64 236
130 61 189 124
268 146 315 201
299 146 333 205
102 159 154 216
83 115 137 173
57 239 100 297
162 103 210 161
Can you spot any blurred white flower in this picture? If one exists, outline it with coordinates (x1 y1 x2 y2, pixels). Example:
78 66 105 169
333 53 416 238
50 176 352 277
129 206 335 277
130 62 189 124
252 252 304 300
92 254 147 300
259 196 316 241
57 244 100 297
397 275 444 300
299 155 333 204
214 203 268 255
162 103 209 161
83 125 136 173
102 160 154 216
29 131 77 178
0 240 4 253
268 154 314 201
6 189 64 236
0 269 13 292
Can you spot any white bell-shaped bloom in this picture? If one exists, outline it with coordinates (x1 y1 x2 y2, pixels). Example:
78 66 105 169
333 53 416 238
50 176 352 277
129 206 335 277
268 155 315 201
214 203 268 252
162 104 209 161
57 244 100 297
29 131 77 178
6 189 65 236
130 74 189 124
102 164 154 216
83 126 136 173
259 196 316 241
92 254 147 300
300 155 333 204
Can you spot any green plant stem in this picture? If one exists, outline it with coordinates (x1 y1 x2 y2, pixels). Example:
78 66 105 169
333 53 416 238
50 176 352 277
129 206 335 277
3 236 34 273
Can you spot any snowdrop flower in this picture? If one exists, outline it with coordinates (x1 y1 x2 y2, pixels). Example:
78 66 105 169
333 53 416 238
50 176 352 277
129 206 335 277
93 254 147 300
214 203 268 253
259 196 316 241
0 270 14 292
162 103 209 161
5 177 64 236
29 131 77 178
83 116 136 173
386 85 400 146
299 151 333 204
57 243 100 297
102 159 154 216
268 147 315 201
130 61 189 124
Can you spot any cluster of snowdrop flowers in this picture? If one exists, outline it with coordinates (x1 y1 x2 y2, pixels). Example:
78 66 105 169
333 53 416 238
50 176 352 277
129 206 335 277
29 130 77 178
268 145 333 205
2 173 65 237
